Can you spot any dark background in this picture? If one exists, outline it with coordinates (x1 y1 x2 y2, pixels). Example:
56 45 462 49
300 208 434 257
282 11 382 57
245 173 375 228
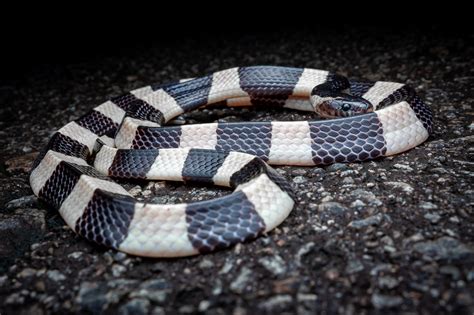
2 6 472 83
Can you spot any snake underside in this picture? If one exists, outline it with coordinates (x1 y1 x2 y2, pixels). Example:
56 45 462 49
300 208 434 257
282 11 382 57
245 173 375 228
29 66 433 257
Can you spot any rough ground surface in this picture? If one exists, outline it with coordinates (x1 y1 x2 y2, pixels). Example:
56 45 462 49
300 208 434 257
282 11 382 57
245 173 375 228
0 29 473 314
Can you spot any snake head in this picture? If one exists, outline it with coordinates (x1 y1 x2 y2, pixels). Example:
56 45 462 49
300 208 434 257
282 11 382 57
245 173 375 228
315 96 373 118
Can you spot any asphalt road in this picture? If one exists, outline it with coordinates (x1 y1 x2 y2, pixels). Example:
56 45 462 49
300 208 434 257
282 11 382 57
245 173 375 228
0 27 473 314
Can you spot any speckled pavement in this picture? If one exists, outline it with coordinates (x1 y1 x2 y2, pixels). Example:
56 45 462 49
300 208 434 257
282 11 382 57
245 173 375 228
0 28 473 314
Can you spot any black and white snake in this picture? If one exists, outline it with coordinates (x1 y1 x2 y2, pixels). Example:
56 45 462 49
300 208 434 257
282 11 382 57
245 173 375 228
29 66 433 257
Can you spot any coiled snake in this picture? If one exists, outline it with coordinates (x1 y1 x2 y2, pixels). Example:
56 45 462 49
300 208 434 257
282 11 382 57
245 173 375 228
29 66 433 257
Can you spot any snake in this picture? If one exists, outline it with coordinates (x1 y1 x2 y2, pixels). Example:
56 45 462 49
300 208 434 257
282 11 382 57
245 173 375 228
29 66 433 257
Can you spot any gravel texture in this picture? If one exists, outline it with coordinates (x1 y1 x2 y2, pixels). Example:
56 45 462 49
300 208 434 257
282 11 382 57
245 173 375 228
0 28 473 314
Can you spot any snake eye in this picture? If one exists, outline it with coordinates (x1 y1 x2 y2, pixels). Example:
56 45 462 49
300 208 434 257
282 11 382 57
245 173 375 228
341 103 351 111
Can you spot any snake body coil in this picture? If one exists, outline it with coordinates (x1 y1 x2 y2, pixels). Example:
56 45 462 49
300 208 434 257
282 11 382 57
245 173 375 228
29 66 433 257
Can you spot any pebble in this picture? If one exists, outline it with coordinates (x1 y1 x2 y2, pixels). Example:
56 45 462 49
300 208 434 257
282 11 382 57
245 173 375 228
134 279 170 303
351 189 382 206
178 305 195 313
293 176 307 184
296 242 315 267
370 264 396 276
230 267 252 293
424 213 441 224
350 199 366 208
119 298 150 315
0 275 8 286
346 259 364 274
384 181 414 194
111 264 127 277
47 270 66 282
258 255 287 276
413 237 474 261
5 195 38 209
259 294 293 310
440 265 461 280
18 268 37 278
326 163 348 172
76 282 109 313
371 293 403 309
113 252 127 262
342 177 355 184
5 291 25 305
393 163 414 171
151 306 166 315
317 202 348 215
419 202 438 210
291 168 307 176
198 259 215 269
349 213 383 229
198 300 211 312
378 276 399 289
68 251 84 260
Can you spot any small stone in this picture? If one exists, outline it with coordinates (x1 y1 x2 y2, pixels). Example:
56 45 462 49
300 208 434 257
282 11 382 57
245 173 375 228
413 237 474 261
135 279 171 303
393 163 413 171
119 298 150 315
198 300 211 312
342 177 355 184
258 255 287 276
384 181 414 194
370 264 396 276
381 236 394 246
218 258 234 274
5 291 25 305
296 242 315 267
350 199 366 208
111 264 127 277
0 275 8 286
18 268 37 278
259 294 293 310
178 305 195 314
326 163 348 172
340 170 358 177
349 214 383 229
151 306 166 315
419 202 438 210
377 276 399 289
293 176 307 184
198 259 215 269
325 268 339 280
230 267 252 293
291 168 307 176
35 280 46 292
440 265 461 280
113 252 127 262
351 189 382 206
312 168 325 176
76 282 109 313
68 251 84 260
297 293 318 302
5 195 38 209
128 185 142 197
317 202 348 215
449 216 460 223
346 259 364 274
47 270 66 282
424 213 441 224
371 293 403 309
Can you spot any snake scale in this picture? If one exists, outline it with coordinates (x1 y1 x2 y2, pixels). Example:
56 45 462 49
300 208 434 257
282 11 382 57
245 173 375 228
29 66 433 257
